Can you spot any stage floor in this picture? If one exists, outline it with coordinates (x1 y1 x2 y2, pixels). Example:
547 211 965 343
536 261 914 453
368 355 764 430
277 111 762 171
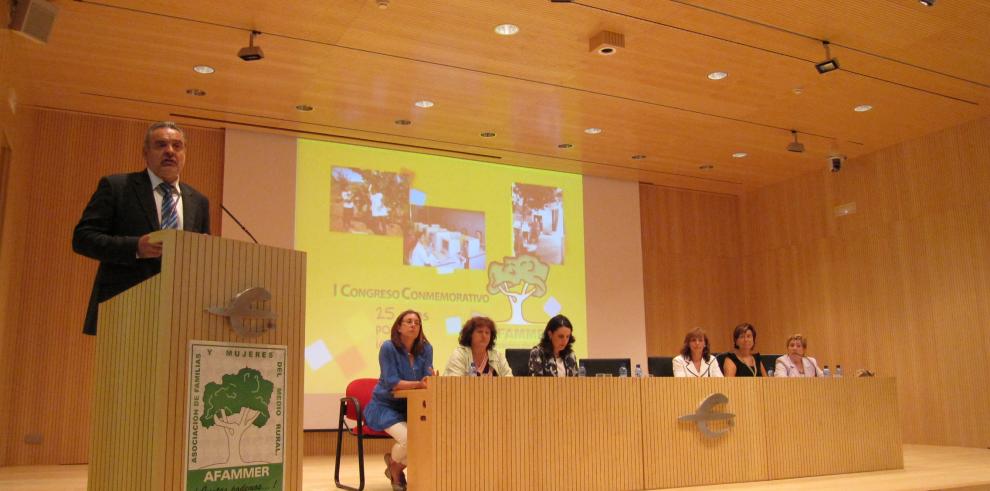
1 444 988 490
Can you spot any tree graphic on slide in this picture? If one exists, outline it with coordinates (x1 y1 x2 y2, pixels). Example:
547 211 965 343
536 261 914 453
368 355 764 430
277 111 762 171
487 254 550 325
200 368 274 467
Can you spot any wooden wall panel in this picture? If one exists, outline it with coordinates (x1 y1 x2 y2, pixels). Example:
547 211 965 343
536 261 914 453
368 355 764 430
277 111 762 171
640 184 743 355
739 116 990 448
0 108 223 465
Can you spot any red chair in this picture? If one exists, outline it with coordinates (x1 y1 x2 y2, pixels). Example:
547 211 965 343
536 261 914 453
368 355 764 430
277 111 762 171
334 378 392 491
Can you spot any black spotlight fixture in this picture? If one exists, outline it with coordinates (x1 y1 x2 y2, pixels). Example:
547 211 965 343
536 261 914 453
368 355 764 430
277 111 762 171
919 0 934 6
814 40 839 74
237 30 264 61
787 130 805 153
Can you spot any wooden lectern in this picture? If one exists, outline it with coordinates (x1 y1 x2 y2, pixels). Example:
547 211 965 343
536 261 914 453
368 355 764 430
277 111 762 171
86 230 305 490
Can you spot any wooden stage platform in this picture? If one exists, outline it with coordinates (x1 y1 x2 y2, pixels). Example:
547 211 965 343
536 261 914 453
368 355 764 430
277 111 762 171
0 445 988 491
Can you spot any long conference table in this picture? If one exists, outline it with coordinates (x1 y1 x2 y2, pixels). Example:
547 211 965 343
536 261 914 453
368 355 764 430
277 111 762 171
397 376 902 490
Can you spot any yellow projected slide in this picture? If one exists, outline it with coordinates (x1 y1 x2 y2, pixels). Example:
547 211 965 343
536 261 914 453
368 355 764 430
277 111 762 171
297 140 586 397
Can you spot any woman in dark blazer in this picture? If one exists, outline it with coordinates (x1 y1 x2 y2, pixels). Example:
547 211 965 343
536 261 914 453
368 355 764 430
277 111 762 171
528 314 579 377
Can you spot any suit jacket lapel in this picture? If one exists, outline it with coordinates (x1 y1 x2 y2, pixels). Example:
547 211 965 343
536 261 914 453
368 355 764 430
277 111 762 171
130 171 159 230
179 183 198 231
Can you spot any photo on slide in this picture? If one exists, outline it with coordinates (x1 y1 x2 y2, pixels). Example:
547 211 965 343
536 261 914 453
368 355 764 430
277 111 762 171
330 166 410 236
406 206 486 270
511 183 564 264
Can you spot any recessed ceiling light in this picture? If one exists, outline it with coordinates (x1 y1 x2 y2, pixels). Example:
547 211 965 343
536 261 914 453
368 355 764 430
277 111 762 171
919 0 934 6
295 104 314 112
854 104 873 112
480 131 497 138
394 119 411 125
584 127 602 135
193 65 215 74
732 152 748 158
631 155 646 160
558 143 573 149
494 24 519 36
699 164 715 171
414 100 434 108
707 71 728 80
185 88 206 96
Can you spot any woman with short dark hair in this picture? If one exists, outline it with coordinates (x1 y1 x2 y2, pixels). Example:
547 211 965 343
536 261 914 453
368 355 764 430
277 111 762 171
722 323 766 377
443 316 513 376
528 314 579 377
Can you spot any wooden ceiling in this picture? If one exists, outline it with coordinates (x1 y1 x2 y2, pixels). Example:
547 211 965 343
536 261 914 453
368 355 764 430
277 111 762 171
7 0 990 194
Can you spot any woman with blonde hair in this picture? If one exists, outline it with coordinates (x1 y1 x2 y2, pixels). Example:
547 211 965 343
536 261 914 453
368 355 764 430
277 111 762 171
774 334 824 377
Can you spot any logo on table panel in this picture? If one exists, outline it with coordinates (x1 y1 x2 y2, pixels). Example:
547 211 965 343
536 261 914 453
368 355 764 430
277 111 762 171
678 393 735 438
207 287 277 338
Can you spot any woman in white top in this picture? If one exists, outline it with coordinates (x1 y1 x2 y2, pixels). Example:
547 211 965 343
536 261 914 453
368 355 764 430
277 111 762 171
673 328 723 377
774 334 824 377
369 184 389 234
443 316 513 376
408 232 438 267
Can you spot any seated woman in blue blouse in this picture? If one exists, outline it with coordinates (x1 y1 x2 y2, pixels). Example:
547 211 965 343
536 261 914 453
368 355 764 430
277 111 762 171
363 310 434 491
443 316 514 376
673 328 723 377
528 314 579 377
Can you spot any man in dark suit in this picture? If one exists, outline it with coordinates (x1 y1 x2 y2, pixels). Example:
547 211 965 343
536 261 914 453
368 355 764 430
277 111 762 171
73 121 210 335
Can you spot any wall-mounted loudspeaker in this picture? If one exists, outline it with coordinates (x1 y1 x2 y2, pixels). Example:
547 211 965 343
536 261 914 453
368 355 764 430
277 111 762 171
9 0 59 44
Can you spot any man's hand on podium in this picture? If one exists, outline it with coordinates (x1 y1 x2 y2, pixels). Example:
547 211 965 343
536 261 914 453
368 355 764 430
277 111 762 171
137 233 163 258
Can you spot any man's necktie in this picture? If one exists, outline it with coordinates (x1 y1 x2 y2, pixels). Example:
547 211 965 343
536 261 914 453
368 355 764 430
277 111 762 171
159 182 178 230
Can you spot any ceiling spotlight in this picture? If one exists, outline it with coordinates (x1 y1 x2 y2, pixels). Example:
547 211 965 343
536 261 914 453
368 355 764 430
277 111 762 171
854 104 873 112
919 0 934 5
557 143 573 149
193 65 215 74
394 119 411 125
480 131 497 138
631 155 646 160
732 152 748 158
787 130 805 153
707 71 728 80
815 40 839 74
237 31 264 61
185 88 206 96
376 0 389 9
414 100 434 108
295 104 314 112
699 164 715 171
584 127 602 135
494 24 519 36
590 31 624 55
